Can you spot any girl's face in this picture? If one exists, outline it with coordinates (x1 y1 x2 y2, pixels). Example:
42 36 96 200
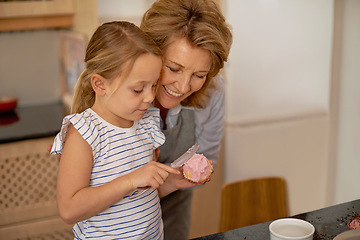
101 53 162 128
155 38 212 110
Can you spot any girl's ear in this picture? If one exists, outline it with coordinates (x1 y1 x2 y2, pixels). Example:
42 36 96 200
91 74 107 96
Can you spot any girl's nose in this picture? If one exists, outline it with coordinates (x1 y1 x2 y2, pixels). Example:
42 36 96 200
144 88 156 103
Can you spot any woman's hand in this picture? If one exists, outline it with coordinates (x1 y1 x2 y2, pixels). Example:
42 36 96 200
157 160 213 198
157 171 197 198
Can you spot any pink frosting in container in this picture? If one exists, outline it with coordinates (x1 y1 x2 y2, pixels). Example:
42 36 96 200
348 217 360 230
182 154 213 183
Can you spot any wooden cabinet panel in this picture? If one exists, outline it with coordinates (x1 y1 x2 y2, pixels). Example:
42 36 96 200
0 0 75 32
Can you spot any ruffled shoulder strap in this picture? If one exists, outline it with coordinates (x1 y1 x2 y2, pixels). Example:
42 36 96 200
50 109 102 158
138 106 165 149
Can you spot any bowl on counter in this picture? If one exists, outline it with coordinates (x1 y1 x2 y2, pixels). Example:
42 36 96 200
0 96 18 113
333 229 360 240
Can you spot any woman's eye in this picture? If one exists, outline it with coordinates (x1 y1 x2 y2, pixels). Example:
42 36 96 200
168 66 179 72
134 89 143 94
196 75 206 79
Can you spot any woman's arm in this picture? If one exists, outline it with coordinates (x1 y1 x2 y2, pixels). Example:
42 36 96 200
157 171 197 198
195 74 225 166
56 124 179 224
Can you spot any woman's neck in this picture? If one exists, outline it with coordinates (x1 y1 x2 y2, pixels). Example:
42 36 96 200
154 99 169 129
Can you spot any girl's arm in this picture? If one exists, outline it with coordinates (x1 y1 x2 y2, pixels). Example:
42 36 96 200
57 124 179 224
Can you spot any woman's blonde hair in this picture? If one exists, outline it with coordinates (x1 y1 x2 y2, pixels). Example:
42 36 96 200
140 0 232 108
71 21 162 114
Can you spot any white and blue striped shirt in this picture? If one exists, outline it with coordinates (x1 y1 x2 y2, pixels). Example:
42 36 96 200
51 106 165 240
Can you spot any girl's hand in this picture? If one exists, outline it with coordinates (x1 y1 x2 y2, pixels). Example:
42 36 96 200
126 161 180 190
153 148 160 161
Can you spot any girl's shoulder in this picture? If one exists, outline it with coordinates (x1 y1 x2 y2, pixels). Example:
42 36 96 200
64 108 100 130
138 106 165 147
145 105 161 115
51 109 103 155
141 106 161 124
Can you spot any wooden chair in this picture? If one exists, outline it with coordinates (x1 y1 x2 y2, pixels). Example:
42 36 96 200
219 176 289 232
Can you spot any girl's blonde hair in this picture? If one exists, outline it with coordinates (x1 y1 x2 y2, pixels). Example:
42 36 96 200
71 21 162 114
140 0 232 108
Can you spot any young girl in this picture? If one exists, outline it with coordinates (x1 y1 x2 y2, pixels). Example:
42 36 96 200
51 21 179 239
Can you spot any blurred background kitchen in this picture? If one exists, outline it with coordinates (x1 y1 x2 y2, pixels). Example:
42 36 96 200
0 0 359 239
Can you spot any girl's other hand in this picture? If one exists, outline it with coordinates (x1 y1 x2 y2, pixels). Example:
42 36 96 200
153 148 160 161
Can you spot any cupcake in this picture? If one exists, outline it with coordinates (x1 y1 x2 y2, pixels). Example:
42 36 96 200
182 154 213 184
348 216 360 230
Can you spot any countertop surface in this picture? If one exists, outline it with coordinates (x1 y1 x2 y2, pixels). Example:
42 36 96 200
0 102 67 143
191 199 360 240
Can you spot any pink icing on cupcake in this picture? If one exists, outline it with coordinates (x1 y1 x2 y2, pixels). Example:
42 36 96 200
348 216 360 230
182 154 213 183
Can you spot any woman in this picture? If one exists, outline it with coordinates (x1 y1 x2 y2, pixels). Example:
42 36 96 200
140 0 232 239
49 0 231 238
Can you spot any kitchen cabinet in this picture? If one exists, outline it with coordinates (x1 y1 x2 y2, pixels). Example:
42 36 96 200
0 0 75 32
0 137 73 239
0 102 73 238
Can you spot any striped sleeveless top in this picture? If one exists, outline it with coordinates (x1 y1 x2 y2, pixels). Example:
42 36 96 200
51 106 165 239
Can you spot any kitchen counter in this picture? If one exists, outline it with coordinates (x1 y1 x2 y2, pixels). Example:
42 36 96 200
0 101 67 143
191 199 360 240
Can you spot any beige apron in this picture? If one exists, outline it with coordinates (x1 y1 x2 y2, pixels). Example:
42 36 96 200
158 108 195 240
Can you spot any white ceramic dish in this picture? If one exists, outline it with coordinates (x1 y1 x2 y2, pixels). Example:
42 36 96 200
333 229 360 240
269 218 315 240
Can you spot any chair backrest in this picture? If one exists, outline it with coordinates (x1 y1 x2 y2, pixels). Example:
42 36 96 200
219 176 289 232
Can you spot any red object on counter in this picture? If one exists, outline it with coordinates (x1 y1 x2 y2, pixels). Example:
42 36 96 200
0 96 18 113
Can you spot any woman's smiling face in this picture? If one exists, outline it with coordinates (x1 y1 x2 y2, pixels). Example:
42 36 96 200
155 38 212 110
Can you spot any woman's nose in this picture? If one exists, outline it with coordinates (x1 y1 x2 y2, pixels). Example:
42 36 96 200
177 74 191 93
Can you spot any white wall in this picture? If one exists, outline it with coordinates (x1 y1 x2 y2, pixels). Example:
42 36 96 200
225 117 330 214
224 0 360 214
0 30 62 106
331 0 360 204
224 0 334 215
225 0 332 124
97 0 155 26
